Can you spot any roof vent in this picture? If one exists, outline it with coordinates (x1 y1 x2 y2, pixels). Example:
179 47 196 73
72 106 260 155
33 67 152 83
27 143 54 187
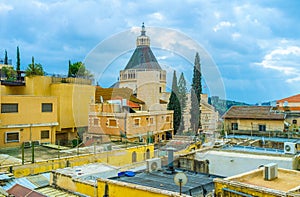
263 163 278 181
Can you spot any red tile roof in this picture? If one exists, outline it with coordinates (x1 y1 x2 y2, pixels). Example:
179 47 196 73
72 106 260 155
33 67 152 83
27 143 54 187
277 94 300 103
223 106 284 120
7 184 46 197
95 86 145 104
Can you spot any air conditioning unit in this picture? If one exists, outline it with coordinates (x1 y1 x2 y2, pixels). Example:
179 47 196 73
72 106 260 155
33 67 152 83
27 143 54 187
146 158 162 172
264 163 278 180
284 142 297 154
23 141 31 148
32 141 40 146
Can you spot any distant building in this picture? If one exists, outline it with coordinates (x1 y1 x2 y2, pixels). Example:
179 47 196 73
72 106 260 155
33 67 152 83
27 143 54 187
223 106 285 136
277 94 300 111
214 165 300 197
276 94 300 133
183 94 219 134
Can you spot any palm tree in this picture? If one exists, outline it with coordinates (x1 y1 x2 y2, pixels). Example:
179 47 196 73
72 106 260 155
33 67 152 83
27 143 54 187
25 56 44 76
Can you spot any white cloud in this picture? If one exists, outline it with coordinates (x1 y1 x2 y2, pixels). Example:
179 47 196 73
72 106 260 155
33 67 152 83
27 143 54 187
256 45 300 82
149 12 165 21
0 3 13 12
213 21 235 32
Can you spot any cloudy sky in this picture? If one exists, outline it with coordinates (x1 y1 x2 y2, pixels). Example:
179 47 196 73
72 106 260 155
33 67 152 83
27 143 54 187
1 0 300 104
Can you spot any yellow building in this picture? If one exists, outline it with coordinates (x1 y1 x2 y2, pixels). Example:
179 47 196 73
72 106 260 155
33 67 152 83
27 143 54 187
214 164 300 197
223 106 285 136
0 95 57 147
0 76 95 147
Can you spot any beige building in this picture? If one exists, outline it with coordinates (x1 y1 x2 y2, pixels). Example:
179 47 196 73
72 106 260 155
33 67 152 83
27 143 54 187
223 106 285 136
214 164 300 197
0 76 95 147
183 93 219 134
118 23 168 110
276 94 300 133
85 101 174 144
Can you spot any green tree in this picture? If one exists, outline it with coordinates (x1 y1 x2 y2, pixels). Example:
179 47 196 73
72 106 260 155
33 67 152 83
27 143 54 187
190 52 202 133
2 66 16 81
178 72 187 133
68 60 72 77
25 56 44 76
68 61 93 79
167 71 181 135
16 46 21 80
192 52 202 102
4 50 8 65
16 46 20 71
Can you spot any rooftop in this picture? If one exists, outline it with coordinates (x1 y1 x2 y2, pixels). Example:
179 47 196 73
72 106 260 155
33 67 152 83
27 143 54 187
223 106 284 120
110 170 220 196
123 46 162 70
228 168 300 192
55 163 119 182
277 94 300 103
95 86 145 104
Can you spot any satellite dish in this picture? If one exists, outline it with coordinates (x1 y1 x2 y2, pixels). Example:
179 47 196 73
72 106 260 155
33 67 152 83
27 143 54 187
174 172 188 186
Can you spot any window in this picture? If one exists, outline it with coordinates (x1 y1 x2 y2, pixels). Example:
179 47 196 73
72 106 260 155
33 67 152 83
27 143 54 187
231 123 238 130
1 104 18 113
259 124 266 131
166 116 171 123
6 132 19 143
41 130 50 139
292 119 297 124
134 118 140 127
42 103 53 112
147 117 154 125
107 119 117 127
132 151 137 163
94 118 99 126
159 87 162 93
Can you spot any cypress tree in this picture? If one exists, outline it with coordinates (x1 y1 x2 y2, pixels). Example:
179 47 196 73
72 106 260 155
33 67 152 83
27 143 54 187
192 52 202 102
178 72 187 133
16 46 20 71
167 71 181 135
68 60 72 77
190 52 202 133
16 46 21 80
4 50 8 65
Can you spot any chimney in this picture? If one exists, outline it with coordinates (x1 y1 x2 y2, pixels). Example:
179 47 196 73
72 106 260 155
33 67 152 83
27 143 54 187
167 147 176 172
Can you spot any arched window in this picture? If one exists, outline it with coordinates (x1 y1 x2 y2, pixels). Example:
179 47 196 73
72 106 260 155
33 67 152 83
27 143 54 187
132 151 137 163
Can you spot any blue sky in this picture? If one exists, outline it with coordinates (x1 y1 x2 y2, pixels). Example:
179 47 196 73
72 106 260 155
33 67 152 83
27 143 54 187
1 0 300 104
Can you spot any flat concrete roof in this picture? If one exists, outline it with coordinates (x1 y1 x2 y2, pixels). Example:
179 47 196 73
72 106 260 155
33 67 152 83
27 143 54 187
55 163 119 180
228 168 300 192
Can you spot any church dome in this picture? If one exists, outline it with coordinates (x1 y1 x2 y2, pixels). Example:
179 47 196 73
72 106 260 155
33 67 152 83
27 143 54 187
124 23 162 71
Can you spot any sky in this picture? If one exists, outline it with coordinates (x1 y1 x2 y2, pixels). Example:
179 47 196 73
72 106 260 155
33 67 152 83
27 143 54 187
1 0 300 104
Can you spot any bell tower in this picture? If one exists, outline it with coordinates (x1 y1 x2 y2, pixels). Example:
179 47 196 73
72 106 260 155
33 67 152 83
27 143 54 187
136 22 150 47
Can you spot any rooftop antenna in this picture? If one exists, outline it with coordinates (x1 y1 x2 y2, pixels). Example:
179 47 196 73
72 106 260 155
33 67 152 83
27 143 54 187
174 172 188 195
